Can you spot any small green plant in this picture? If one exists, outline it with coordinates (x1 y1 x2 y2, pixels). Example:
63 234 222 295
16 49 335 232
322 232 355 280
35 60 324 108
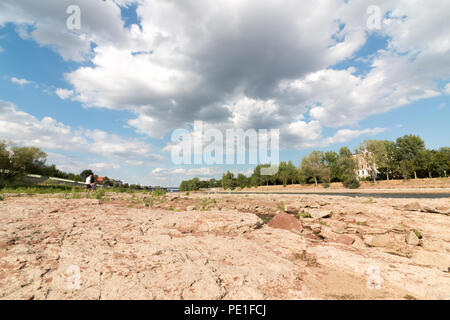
185 192 190 196
298 212 311 218
0 194 3 201
365 198 376 204
412 229 423 239
322 182 330 188
96 188 106 200
152 189 166 197
277 201 285 211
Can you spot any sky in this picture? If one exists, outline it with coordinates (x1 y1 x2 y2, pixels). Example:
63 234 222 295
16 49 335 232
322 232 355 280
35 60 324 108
0 0 449 187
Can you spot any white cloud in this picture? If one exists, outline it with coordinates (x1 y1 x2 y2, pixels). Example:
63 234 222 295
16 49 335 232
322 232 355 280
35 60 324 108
320 127 387 147
88 163 121 171
10 77 31 86
55 88 74 100
2 0 449 160
0 99 162 165
445 83 450 95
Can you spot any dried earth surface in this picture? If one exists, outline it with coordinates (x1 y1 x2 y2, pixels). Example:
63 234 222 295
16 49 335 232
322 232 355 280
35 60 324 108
1 192 449 299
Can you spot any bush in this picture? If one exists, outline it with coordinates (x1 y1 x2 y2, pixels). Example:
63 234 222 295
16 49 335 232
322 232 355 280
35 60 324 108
152 189 166 197
0 194 3 201
343 176 360 189
95 188 106 200
322 182 330 188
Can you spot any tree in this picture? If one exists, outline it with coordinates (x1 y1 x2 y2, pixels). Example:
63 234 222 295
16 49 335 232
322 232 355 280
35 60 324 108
10 146 47 174
80 169 94 182
323 151 341 182
395 135 425 180
300 151 330 187
221 171 237 190
277 162 290 187
339 147 359 189
0 141 11 172
236 173 249 189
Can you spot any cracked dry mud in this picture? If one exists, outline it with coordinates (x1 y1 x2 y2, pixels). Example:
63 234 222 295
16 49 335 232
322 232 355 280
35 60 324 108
0 193 449 300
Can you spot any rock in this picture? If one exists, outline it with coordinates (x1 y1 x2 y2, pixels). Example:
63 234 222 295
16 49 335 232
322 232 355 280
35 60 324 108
310 224 322 234
267 212 303 234
318 226 335 240
304 233 320 240
421 205 440 213
405 231 420 246
404 202 422 211
332 226 346 234
333 235 355 246
351 236 366 248
411 251 450 271
186 206 196 211
310 210 332 219
368 234 393 248
284 204 299 214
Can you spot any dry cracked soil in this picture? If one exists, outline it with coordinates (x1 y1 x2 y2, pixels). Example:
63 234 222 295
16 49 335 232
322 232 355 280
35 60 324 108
0 192 449 300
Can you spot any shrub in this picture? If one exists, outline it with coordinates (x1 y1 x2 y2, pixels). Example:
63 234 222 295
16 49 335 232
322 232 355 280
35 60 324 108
322 182 330 188
298 212 311 218
152 189 166 197
0 194 3 201
343 176 360 189
96 188 106 200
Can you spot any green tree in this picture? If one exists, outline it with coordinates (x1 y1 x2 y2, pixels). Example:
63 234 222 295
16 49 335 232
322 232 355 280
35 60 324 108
323 151 341 182
236 173 249 189
10 146 47 174
395 135 425 180
299 151 330 187
221 171 237 190
338 147 359 189
277 162 290 187
0 141 11 172
80 169 94 182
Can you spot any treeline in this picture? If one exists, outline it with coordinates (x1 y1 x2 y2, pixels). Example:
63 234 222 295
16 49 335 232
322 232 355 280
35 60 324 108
0 141 150 189
179 134 450 191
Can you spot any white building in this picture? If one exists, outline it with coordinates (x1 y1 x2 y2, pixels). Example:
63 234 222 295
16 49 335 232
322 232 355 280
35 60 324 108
352 153 378 180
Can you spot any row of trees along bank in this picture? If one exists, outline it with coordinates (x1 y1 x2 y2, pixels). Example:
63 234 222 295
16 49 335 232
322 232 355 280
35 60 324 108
179 134 450 191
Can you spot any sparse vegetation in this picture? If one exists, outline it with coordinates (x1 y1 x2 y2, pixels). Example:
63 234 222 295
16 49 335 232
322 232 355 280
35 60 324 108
412 229 423 239
277 201 285 211
298 212 312 218
95 188 106 200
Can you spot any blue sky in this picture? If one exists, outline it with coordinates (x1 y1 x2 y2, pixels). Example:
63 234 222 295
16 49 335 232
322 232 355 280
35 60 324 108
0 0 449 186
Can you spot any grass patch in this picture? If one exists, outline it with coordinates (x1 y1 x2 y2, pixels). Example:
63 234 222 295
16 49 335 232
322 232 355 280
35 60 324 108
152 189 166 197
256 213 274 224
199 198 216 211
95 188 106 200
276 201 285 211
298 212 312 218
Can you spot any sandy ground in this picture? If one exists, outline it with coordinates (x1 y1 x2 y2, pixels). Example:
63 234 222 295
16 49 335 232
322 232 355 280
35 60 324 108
234 177 450 193
0 192 449 300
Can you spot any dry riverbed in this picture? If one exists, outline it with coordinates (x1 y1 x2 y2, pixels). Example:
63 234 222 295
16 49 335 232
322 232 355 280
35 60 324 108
0 192 449 299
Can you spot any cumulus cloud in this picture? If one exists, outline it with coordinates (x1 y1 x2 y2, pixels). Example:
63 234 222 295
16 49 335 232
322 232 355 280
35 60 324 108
0 100 162 165
0 0 133 62
445 83 450 95
88 163 121 171
10 77 31 86
2 0 449 156
320 128 387 147
55 88 74 100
